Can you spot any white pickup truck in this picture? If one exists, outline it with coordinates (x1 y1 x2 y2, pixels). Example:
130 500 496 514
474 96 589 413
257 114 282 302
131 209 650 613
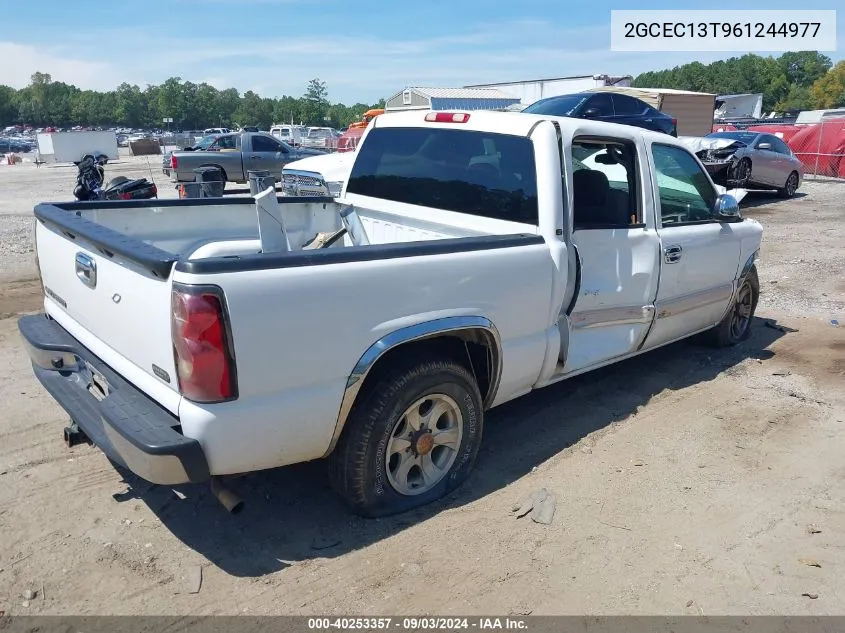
19 110 762 517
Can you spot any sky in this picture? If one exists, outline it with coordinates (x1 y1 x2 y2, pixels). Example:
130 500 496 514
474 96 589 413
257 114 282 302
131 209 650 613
0 0 841 104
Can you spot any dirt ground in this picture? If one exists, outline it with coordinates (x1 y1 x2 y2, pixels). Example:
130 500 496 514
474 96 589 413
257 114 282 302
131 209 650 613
0 157 843 616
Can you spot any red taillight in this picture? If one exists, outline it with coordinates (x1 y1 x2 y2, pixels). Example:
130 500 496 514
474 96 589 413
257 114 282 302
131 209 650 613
425 112 470 123
170 155 178 169
171 285 237 403
119 192 132 200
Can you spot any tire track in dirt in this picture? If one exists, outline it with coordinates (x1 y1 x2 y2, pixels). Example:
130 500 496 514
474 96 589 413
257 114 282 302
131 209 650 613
0 276 41 320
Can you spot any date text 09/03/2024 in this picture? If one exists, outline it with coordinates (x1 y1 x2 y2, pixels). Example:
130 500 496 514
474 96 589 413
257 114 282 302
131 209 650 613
307 618 529 630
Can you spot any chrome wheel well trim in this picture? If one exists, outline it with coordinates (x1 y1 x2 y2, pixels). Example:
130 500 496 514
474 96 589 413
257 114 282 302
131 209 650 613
323 316 502 457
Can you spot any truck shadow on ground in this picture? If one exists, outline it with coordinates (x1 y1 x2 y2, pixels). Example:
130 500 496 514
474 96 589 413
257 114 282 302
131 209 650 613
116 316 788 577
740 191 807 210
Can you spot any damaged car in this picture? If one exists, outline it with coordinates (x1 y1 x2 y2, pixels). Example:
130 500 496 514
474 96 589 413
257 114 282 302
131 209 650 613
685 131 803 198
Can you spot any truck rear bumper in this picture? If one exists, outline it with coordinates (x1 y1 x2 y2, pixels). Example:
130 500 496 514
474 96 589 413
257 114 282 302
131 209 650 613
18 314 210 486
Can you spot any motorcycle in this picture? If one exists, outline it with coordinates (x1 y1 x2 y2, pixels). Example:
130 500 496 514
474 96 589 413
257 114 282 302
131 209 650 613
72 153 158 201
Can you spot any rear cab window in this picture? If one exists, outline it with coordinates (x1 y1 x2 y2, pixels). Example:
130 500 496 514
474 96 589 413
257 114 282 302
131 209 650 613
346 127 539 224
211 135 238 150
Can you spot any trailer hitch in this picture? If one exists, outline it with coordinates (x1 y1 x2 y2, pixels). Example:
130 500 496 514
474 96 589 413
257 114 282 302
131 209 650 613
63 421 90 448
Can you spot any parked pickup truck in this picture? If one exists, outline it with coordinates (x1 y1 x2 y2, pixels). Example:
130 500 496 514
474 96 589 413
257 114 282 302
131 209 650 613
282 150 357 197
19 109 762 517
166 131 325 184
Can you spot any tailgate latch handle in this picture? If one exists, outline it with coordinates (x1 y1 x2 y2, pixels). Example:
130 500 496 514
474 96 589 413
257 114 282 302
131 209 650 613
75 252 97 289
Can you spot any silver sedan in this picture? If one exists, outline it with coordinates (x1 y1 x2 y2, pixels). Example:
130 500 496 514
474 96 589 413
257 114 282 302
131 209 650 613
695 131 804 198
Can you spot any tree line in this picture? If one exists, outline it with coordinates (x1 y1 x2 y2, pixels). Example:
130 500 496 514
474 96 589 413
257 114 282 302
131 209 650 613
2 52 844 130
0 74 386 130
632 52 845 113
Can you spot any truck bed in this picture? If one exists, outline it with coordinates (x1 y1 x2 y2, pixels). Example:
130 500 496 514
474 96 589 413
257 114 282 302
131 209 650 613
38 195 531 268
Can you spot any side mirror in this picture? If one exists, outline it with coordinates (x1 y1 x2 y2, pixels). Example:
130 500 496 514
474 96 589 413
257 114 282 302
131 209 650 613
715 193 741 221
756 142 772 150
582 107 600 118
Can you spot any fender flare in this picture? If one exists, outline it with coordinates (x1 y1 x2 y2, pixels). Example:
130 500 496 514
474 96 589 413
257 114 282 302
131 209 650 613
322 316 502 457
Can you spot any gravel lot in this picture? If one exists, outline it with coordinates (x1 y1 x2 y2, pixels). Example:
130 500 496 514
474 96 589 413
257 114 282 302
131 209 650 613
0 157 843 616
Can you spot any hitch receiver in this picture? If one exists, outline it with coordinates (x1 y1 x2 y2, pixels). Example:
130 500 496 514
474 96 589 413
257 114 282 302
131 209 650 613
63 421 90 448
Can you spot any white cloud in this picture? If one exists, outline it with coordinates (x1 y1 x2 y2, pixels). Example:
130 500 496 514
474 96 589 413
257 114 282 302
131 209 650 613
3 15 843 104
0 42 117 90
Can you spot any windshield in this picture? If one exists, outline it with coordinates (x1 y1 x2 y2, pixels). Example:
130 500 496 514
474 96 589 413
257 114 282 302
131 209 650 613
705 131 758 144
522 94 590 116
195 135 218 149
309 129 331 138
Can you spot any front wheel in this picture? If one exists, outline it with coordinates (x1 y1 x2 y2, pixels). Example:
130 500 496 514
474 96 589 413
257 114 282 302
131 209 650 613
706 266 760 347
329 356 484 517
778 171 799 198
731 158 752 187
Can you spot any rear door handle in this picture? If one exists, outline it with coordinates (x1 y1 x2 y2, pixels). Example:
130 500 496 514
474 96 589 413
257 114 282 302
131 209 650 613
663 244 683 264
250 155 260 160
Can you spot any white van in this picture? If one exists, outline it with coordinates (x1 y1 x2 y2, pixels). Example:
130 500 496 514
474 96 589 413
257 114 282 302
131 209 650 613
203 127 230 135
270 124 305 147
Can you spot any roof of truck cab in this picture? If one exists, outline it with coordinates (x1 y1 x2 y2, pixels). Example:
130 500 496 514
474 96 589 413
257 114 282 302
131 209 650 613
372 109 687 147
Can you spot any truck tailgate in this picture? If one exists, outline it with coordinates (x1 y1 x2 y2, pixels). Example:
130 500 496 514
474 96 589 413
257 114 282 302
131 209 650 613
35 220 181 415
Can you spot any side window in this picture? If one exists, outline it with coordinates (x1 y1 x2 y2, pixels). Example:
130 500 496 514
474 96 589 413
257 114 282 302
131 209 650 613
586 93 614 117
773 137 792 155
251 135 281 152
651 144 717 226
612 94 645 116
570 139 639 230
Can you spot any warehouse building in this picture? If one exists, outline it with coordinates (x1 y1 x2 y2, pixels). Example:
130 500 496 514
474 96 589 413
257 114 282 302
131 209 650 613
464 74 632 105
385 87 521 112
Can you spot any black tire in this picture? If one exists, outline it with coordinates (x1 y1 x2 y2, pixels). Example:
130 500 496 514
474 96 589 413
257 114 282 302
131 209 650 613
329 355 484 517
705 265 760 347
106 176 129 189
778 171 799 198
731 158 752 187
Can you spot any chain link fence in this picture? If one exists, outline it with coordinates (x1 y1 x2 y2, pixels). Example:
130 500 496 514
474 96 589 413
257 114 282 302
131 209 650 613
789 119 845 179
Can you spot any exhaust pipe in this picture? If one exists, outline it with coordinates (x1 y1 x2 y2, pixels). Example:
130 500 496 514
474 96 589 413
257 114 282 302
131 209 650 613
210 477 244 514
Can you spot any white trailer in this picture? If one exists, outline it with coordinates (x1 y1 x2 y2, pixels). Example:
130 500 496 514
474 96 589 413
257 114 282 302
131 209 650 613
36 131 119 164
715 93 763 120
464 74 632 105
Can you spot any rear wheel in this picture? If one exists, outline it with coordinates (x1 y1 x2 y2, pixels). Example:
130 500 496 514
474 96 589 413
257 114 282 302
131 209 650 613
329 355 483 517
778 171 799 198
705 266 759 347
